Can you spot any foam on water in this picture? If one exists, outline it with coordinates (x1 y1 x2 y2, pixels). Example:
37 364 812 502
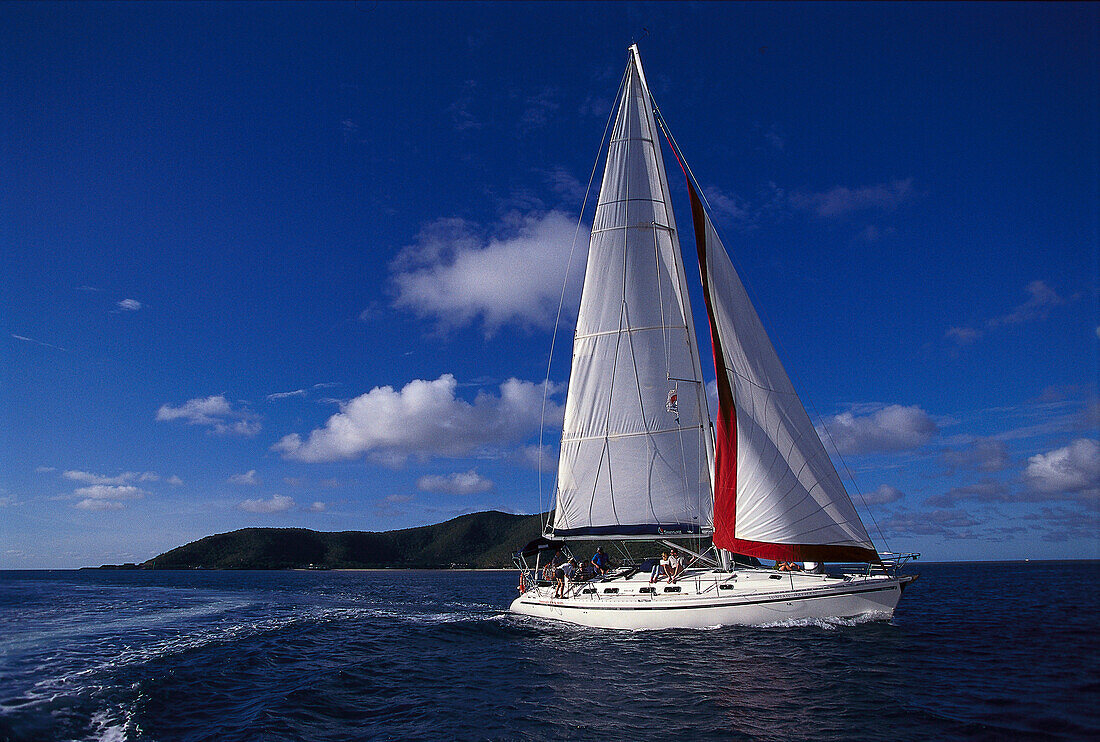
760 610 894 630
87 708 132 742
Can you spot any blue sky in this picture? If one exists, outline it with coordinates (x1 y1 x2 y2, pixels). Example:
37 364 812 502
2 2 1096 568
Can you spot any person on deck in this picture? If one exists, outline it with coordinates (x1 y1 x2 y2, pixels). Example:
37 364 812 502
553 563 566 598
591 548 610 576
667 549 683 583
562 559 576 582
652 552 669 583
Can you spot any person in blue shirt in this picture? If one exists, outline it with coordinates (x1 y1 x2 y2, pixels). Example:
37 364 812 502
591 547 610 575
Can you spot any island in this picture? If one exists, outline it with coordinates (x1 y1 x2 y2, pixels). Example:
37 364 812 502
89 510 550 570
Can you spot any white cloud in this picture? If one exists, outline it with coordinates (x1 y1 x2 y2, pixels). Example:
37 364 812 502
267 389 307 401
385 494 414 503
35 466 56 473
156 395 261 436
860 484 904 505
706 380 719 420
941 437 1010 474
542 166 585 202
946 326 981 345
166 475 184 486
229 470 259 486
274 374 561 464
70 484 145 510
520 87 559 132
11 334 67 352
790 178 915 218
702 186 751 222
417 469 493 495
309 501 326 512
987 280 1064 329
74 484 145 500
76 499 124 511
117 299 142 311
1025 438 1100 495
516 444 558 472
819 404 937 455
880 508 982 538
949 281 1068 345
391 211 587 333
64 470 138 486
238 494 294 513
926 480 1012 508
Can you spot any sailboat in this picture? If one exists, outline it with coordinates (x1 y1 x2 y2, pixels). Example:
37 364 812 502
509 44 918 630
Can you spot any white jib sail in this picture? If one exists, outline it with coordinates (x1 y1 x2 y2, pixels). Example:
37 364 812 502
698 208 875 552
551 46 713 538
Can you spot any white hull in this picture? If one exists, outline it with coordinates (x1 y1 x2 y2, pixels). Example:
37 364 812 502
510 568 910 630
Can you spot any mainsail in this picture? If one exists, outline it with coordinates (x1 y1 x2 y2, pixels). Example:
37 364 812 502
550 46 713 538
686 182 879 563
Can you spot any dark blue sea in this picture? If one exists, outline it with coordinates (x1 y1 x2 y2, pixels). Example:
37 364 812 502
1 562 1097 741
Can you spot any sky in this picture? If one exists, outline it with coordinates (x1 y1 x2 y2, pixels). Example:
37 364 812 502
1 2 1097 568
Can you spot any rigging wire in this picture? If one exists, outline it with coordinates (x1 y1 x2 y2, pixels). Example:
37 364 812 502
537 64 628 534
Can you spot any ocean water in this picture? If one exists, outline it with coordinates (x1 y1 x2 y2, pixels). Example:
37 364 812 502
0 562 1096 741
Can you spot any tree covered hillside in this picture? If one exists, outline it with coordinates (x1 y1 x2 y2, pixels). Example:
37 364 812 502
140 511 547 570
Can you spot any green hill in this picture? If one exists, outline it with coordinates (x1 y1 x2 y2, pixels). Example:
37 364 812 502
136 510 548 570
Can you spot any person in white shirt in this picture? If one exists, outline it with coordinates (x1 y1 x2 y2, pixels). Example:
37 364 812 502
562 559 576 581
651 552 669 583
666 550 683 583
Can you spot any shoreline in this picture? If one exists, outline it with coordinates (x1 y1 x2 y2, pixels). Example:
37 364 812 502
4 559 1100 572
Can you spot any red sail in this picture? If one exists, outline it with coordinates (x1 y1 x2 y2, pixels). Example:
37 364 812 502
687 182 880 565
686 181 738 552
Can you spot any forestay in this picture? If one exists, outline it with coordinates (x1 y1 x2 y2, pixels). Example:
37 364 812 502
550 46 713 538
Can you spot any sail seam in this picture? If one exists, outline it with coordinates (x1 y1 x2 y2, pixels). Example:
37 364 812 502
595 197 666 206
766 486 870 538
727 366 799 395
562 425 705 443
590 223 674 235
575 324 687 340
